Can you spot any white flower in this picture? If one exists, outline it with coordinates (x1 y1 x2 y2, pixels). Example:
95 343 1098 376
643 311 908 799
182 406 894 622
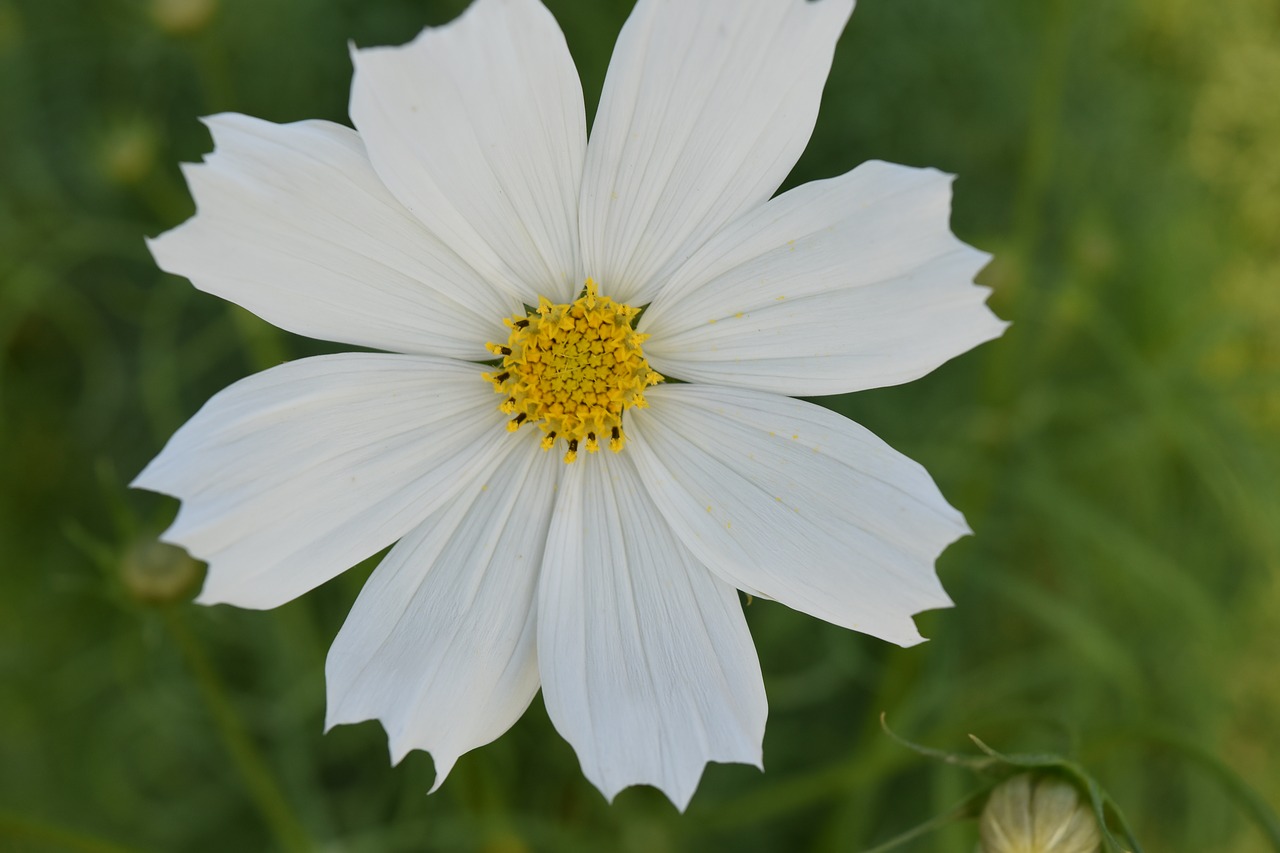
134 0 1006 809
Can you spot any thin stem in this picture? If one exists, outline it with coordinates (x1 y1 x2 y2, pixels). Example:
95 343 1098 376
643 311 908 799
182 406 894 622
164 608 312 853
859 792 985 853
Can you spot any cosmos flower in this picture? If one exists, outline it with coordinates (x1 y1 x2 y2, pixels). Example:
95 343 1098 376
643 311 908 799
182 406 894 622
134 0 1006 808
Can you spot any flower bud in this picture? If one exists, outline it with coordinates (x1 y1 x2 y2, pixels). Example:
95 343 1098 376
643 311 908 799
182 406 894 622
120 540 202 605
979 773 1102 853
99 119 158 186
149 0 217 36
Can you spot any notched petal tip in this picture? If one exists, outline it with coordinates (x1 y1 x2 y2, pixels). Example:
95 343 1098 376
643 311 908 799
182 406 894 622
140 233 161 259
130 452 192 506
349 0 501 64
196 111 239 128
320 694 386 742
891 585 959 649
128 460 160 493
187 558 279 611
386 731 416 767
596 748 764 813
382 728 461 795
190 586 230 608
196 112 248 138
575 738 768 813
322 720 475 797
595 769 697 813
426 758 458 795
972 248 996 268
935 500 973 543
892 628 929 650
145 219 196 279
174 160 202 185
192 112 261 156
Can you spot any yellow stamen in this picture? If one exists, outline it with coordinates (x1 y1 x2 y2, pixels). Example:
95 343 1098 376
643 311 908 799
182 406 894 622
484 279 661 463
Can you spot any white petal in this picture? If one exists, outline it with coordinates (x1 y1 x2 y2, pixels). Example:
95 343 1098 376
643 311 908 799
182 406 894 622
325 432 556 789
537 451 767 810
350 0 586 305
132 354 510 609
149 114 518 360
579 0 855 305
628 384 967 647
640 161 1008 395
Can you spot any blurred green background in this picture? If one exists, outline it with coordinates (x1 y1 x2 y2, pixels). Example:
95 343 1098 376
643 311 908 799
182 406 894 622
2 0 1279 850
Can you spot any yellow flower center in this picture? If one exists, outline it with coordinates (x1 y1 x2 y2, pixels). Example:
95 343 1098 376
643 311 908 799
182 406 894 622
484 279 662 463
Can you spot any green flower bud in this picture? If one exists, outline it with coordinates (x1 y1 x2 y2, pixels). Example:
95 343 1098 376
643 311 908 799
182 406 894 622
979 773 1102 853
99 119 158 186
149 0 217 36
120 540 202 605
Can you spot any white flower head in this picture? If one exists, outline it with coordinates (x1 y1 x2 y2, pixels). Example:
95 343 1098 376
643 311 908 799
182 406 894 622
135 0 1006 809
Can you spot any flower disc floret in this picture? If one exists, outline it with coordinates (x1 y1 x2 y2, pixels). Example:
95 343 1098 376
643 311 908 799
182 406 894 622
485 279 661 463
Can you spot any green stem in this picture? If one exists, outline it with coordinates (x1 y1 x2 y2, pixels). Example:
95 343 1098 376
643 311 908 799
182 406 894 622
164 609 312 853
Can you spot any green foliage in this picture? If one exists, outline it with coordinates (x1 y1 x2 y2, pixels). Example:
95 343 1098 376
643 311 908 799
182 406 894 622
2 0 1278 850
